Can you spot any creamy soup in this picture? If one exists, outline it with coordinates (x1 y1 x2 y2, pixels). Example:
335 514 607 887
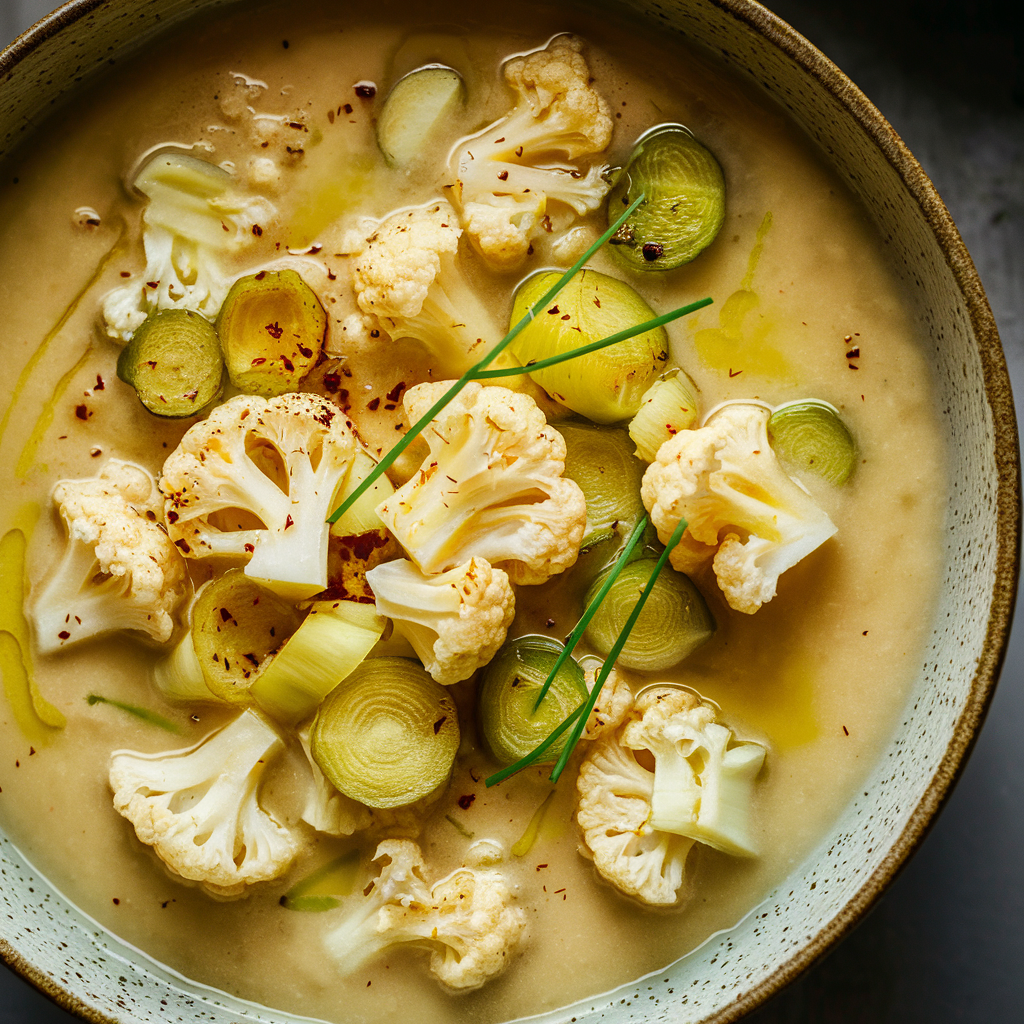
0 1 945 1022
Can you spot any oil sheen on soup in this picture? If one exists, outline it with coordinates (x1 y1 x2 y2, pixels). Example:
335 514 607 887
0 1 945 1023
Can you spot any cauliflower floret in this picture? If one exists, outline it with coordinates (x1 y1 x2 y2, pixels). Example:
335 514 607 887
376 381 586 585
641 403 838 613
577 687 765 905
327 839 527 991
365 557 515 685
30 459 187 654
582 665 634 741
109 709 302 898
103 152 274 340
297 729 438 840
161 393 363 595
449 35 613 270
352 201 499 375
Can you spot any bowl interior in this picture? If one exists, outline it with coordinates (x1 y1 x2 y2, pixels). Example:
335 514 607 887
0 1 1017 1022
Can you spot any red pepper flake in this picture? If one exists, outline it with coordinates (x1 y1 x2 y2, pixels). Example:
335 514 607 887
243 653 260 667
219 607 232 622
58 630 70 640
457 794 476 810
174 539 191 554
327 109 335 124
252 224 263 237
385 381 406 403
494 137 505 144
367 397 380 411
285 514 294 529
547 305 560 315
343 103 353 114
75 404 90 420
515 145 524 157
112 898 120 906
250 356 266 366
265 322 284 339
322 372 342 393
433 716 447 734
546 618 555 627
119 271 131 278
728 368 743 378
146 281 159 289
166 510 179 524
498 170 509 181
842 725 850 736
384 403 396 411
848 364 859 370
846 347 860 358
244 543 255 553
560 314 571 321
255 271 267 281
354 82 376 99
94 375 105 391
281 356 294 372
642 242 664 261
90 447 102 458
862 630 869 636
535 864 548 871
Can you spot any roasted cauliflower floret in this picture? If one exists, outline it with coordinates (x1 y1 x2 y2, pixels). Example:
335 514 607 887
161 392 363 595
30 459 187 654
577 687 765 905
641 403 837 613
449 35 613 270
351 201 499 375
376 381 586 585
365 556 515 685
109 709 301 898
327 839 527 991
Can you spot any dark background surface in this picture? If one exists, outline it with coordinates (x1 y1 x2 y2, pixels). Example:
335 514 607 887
1 0 1021 1021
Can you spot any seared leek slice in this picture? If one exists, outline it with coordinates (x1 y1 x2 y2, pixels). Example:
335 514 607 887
377 66 466 167
508 269 668 424
218 269 327 396
249 599 386 726
192 569 302 704
479 636 588 766
585 558 715 671
608 124 725 271
628 368 701 462
116 309 223 417
768 399 857 485
331 450 394 537
310 657 458 808
558 423 645 549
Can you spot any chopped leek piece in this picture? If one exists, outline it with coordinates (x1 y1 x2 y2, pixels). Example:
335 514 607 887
768 399 857 485
85 694 180 733
280 850 361 912
376 65 466 167
116 309 223 418
331 450 394 537
628 368 701 462
152 628 219 704
511 789 556 857
479 636 588 766
217 269 327 396
310 657 458 809
191 570 302 704
608 124 725 271
250 599 386 726
585 557 714 671
558 423 645 549
508 269 668 424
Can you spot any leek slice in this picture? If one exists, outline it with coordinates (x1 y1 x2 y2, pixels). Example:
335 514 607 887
310 657 458 808
608 124 725 271
250 599 386 726
479 636 588 766
558 423 646 549
376 65 466 167
768 399 857 485
508 269 668 424
331 450 395 537
152 627 219 704
280 850 361 912
217 269 327 396
628 368 701 462
191 569 302 704
585 558 715 671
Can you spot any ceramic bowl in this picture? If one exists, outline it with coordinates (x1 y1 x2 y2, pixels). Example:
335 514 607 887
0 1 1018 1021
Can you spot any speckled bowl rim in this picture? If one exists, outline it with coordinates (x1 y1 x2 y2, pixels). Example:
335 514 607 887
0 0 1019 1022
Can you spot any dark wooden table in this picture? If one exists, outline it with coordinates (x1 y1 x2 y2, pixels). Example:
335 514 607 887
1 1 1021 1021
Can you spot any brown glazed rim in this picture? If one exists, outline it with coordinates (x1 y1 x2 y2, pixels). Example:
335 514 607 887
0 1 1020 1022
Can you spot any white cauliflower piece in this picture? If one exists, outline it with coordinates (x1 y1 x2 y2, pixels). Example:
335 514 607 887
352 201 499 374
109 709 301 898
161 392 362 595
365 557 515 685
582 665 633 741
103 152 274 340
327 839 527 991
30 459 187 654
450 35 613 270
376 381 586 585
641 403 837 613
577 687 765 905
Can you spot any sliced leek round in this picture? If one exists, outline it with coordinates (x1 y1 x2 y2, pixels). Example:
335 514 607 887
508 269 668 424
768 399 857 485
585 558 715 671
558 423 645 549
377 65 466 167
250 599 386 726
310 657 458 808
628 368 701 462
478 636 589 766
608 124 725 272
191 569 302 704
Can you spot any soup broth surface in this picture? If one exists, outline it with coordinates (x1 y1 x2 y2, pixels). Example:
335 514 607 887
0 2 945 1022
